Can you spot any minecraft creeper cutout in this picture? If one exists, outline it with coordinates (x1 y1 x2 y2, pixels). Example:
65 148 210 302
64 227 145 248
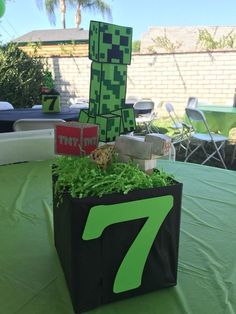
79 20 136 142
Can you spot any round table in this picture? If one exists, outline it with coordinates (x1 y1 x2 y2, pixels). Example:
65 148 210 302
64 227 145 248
0 107 84 132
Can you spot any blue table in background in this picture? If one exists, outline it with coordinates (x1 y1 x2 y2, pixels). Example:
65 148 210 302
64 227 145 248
0 108 82 132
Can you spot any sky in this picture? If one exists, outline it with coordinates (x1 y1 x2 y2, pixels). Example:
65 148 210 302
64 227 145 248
1 0 236 43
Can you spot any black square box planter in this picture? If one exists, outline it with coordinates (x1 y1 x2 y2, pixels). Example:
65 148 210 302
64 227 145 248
53 178 182 314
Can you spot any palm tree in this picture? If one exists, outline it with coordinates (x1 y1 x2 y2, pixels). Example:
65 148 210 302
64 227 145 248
36 0 112 29
73 0 112 29
36 0 70 29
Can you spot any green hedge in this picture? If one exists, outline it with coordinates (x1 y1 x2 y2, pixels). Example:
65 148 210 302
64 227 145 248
0 43 45 108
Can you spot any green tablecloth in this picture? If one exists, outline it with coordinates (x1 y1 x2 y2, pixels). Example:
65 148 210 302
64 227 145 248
1 160 236 314
196 105 236 136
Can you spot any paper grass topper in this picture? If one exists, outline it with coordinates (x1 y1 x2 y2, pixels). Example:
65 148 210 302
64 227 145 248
79 21 136 142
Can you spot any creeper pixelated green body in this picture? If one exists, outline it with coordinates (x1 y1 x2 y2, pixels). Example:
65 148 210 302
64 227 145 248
79 20 136 142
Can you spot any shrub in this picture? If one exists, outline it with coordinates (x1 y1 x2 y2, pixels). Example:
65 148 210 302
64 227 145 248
132 40 141 52
0 43 45 108
43 68 54 90
198 29 236 50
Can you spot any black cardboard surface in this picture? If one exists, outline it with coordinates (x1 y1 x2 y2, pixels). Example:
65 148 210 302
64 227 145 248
53 178 182 314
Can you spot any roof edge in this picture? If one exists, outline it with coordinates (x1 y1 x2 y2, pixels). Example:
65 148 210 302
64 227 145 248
16 39 89 46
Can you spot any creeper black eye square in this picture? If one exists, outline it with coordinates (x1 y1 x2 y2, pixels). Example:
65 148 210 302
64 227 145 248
120 36 129 46
103 33 112 44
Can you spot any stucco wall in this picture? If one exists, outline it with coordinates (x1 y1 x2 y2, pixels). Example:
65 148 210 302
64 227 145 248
47 50 236 116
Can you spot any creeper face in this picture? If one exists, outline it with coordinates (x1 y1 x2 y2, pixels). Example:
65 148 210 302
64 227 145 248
89 20 132 65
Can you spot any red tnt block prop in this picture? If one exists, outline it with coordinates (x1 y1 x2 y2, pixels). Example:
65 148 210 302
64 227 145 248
55 122 99 156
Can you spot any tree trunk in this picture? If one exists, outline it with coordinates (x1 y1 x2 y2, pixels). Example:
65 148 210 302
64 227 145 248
75 3 81 28
60 0 66 29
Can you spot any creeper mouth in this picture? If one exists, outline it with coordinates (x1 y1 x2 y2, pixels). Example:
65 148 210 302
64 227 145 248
107 45 124 63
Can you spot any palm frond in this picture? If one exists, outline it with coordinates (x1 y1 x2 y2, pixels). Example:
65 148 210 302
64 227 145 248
36 0 43 10
81 0 112 20
44 0 59 25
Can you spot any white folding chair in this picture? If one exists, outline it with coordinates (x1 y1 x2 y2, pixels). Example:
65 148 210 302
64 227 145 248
233 90 236 107
32 104 42 109
133 100 156 133
231 144 236 164
165 102 192 152
69 102 89 109
185 108 228 168
0 129 56 165
68 96 89 109
125 96 139 107
187 97 198 108
0 101 14 110
156 142 176 161
165 102 184 129
69 97 89 105
13 119 66 131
